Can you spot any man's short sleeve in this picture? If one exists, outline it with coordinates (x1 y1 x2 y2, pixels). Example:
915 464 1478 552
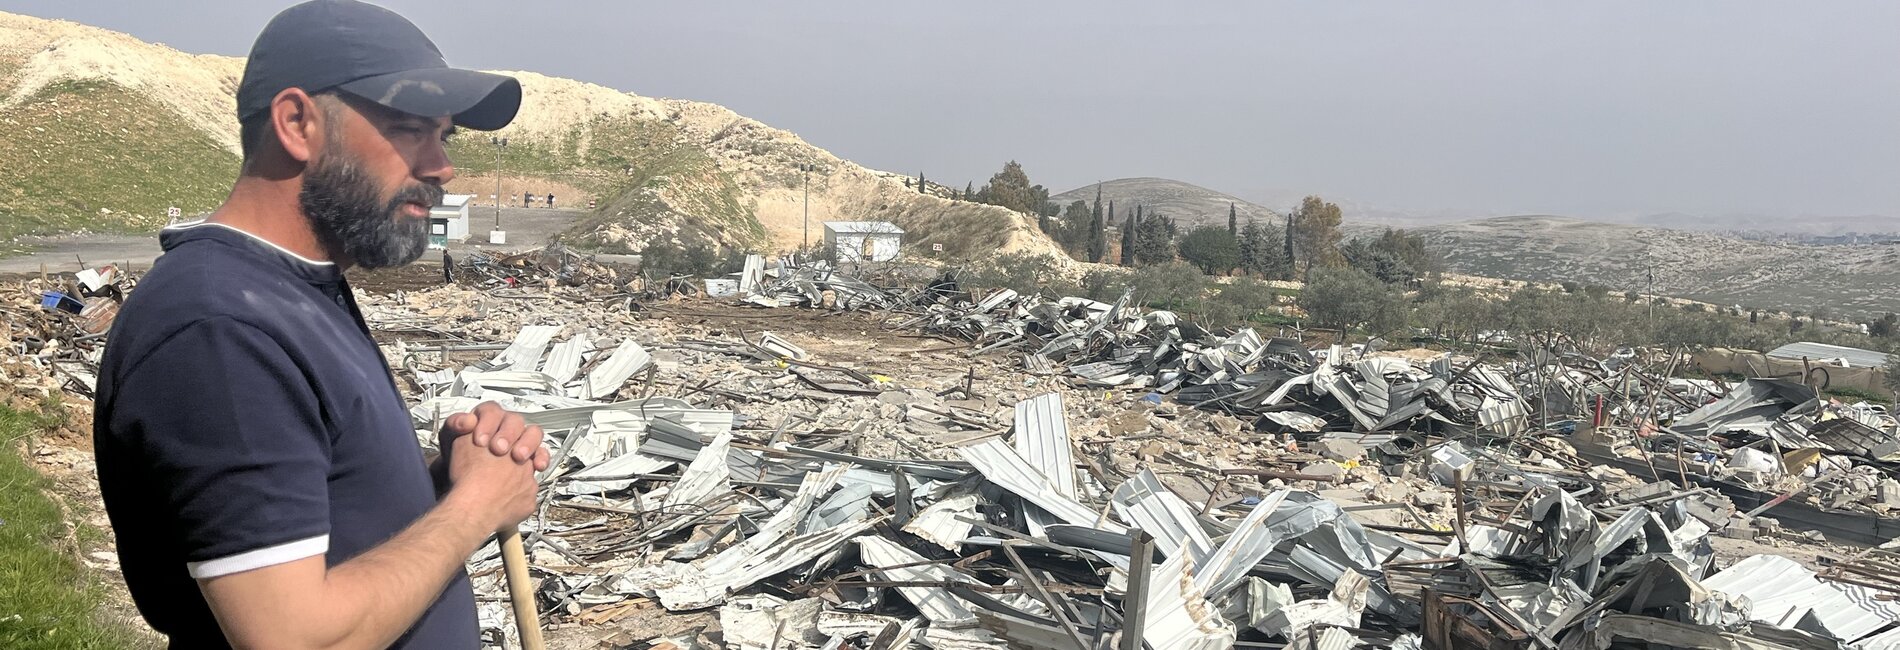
111 316 332 579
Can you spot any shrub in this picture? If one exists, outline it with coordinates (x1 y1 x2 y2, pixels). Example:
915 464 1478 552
963 253 1069 295
1078 268 1134 303
1129 262 1205 310
1215 278 1279 320
639 240 735 278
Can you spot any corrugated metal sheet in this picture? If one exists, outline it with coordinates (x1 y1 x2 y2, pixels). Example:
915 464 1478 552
521 397 729 436
541 333 591 387
494 325 560 371
1769 341 1892 369
560 451 675 495
1193 490 1293 600
739 254 765 293
1703 554 1900 642
1143 549 1235 650
455 369 564 396
1014 393 1076 536
975 289 1018 312
658 518 880 611
957 439 1128 534
578 339 652 400
1112 469 1213 560
857 536 983 627
655 467 862 610
665 431 733 509
903 493 980 552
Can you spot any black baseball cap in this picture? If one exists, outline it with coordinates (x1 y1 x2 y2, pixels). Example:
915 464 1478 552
237 0 520 131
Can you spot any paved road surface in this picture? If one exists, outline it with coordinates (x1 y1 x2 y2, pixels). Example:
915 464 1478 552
0 207 587 274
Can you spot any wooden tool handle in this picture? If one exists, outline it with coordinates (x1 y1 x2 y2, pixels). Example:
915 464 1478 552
499 530 547 650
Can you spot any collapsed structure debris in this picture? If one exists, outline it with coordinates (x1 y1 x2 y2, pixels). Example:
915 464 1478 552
10 253 1900 649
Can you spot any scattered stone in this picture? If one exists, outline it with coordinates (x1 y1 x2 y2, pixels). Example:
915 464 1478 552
1300 462 1343 478
1315 439 1366 463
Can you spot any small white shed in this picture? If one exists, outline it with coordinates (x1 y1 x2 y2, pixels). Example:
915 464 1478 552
428 194 473 249
823 221 904 262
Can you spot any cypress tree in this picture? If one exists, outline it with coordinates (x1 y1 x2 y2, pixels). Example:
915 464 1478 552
1284 212 1297 273
1228 203 1238 235
1120 213 1137 266
1087 207 1107 262
918 171 926 194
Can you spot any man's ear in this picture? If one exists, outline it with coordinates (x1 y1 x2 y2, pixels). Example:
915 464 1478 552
269 88 325 164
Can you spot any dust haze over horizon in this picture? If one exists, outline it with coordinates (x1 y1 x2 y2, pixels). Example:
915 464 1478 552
12 1 1899 226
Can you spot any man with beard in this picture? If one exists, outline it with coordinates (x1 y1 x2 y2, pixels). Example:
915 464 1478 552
92 1 549 647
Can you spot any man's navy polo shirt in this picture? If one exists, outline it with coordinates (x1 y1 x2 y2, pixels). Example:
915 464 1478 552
93 222 477 648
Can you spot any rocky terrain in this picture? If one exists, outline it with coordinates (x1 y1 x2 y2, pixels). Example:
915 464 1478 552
0 11 1060 260
1050 177 1282 231
1411 215 1900 319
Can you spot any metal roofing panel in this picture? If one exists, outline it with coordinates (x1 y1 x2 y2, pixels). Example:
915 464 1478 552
455 369 564 396
1112 469 1213 560
578 339 652 400
856 536 983 627
1769 342 1892 369
657 517 880 611
1142 548 1236 650
541 333 590 387
665 431 732 509
519 396 704 433
494 324 560 372
1014 393 1076 536
1193 489 1293 599
560 451 675 495
957 439 1128 535
1704 554 1900 642
903 493 981 552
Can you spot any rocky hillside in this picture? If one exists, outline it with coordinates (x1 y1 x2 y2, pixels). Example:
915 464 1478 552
0 10 1059 259
1413 215 1900 319
0 12 243 239
1050 177 1281 230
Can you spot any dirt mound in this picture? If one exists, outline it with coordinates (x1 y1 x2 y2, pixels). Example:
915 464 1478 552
0 10 1065 259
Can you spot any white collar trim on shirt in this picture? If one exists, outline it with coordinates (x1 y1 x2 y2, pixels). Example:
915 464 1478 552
162 220 336 267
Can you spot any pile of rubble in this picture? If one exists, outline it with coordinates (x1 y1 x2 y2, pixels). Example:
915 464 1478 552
12 254 1900 649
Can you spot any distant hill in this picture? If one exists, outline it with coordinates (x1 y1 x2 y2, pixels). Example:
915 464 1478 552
1051 178 1281 230
0 11 1060 259
1411 215 1900 319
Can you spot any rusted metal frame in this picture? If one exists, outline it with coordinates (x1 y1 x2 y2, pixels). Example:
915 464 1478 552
1120 530 1155 650
1000 542 1092 650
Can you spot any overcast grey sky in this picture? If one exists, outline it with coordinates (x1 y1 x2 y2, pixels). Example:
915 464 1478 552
13 1 1898 219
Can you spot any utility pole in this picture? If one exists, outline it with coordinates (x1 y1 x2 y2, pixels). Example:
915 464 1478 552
800 163 817 248
490 136 508 243
1646 266 1655 324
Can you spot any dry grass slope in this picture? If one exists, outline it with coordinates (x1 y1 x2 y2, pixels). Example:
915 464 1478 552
0 13 1063 259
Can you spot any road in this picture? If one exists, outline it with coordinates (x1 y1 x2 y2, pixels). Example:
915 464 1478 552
0 207 587 274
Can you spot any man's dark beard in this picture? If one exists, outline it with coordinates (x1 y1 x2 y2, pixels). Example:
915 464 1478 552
300 152 441 269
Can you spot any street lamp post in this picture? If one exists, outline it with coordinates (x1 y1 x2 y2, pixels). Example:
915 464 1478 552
491 136 508 230
799 163 816 249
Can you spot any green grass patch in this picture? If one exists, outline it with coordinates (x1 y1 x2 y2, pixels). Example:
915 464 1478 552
1825 387 1893 405
0 405 154 649
0 79 239 241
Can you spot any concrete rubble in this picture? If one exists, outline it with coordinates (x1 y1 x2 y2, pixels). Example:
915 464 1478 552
8 251 1900 649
